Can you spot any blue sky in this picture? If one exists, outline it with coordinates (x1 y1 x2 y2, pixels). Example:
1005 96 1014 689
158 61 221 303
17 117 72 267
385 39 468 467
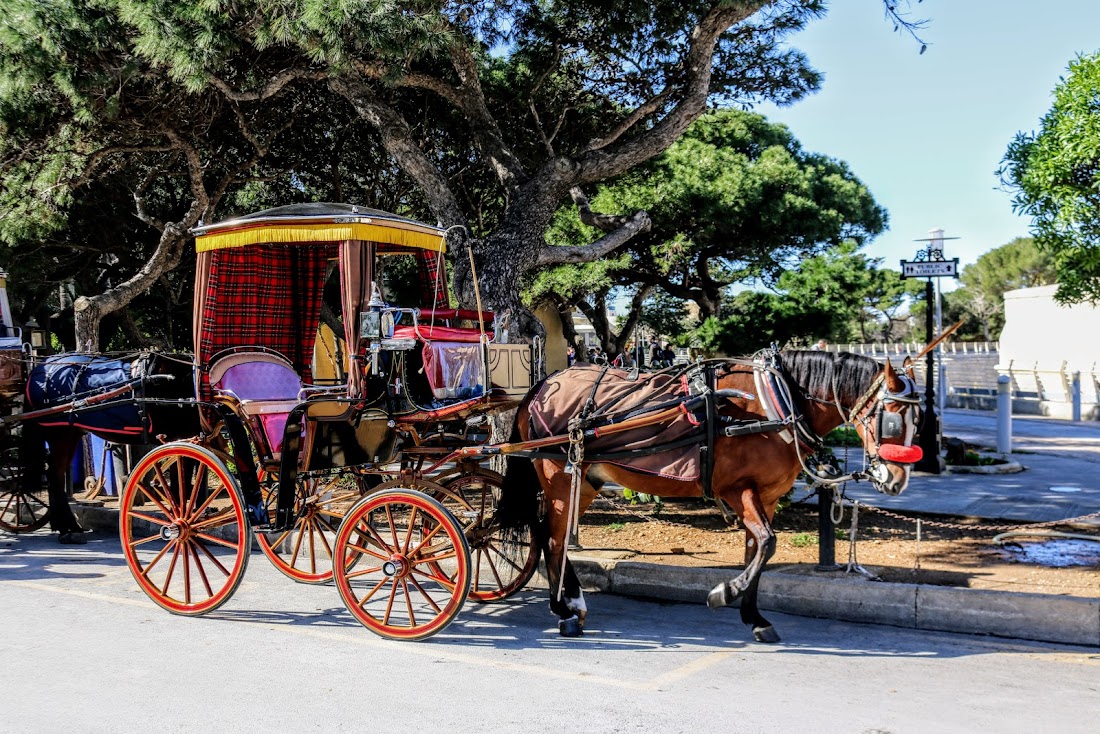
754 0 1100 274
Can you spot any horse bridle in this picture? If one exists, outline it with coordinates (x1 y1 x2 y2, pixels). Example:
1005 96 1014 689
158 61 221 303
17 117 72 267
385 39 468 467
846 372 922 460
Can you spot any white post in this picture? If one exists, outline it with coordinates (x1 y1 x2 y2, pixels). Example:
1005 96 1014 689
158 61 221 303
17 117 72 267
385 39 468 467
997 375 1012 454
1072 370 1082 422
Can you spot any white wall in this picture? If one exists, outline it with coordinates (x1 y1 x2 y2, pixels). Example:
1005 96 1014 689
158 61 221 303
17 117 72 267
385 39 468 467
1000 284 1100 371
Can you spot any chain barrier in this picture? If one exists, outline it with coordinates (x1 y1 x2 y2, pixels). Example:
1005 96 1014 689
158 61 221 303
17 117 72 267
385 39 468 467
854 501 1100 533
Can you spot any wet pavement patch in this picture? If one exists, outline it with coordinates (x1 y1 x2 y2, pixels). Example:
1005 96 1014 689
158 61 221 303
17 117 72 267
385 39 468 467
997 538 1100 567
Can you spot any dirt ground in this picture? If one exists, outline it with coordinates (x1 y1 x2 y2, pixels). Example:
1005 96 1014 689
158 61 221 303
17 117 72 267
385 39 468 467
577 495 1100 598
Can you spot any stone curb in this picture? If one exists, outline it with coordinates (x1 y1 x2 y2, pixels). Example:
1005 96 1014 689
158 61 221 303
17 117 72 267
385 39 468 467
570 556 1100 647
72 503 1099 647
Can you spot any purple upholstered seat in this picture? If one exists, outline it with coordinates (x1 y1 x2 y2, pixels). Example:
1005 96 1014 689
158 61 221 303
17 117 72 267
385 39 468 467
210 353 302 456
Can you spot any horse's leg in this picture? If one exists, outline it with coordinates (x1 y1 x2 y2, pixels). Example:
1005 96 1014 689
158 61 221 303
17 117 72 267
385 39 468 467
536 460 595 637
29 426 86 542
736 528 780 643
707 486 777 640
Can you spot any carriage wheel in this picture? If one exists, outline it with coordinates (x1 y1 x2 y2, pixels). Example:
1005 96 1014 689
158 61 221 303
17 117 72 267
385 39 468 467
258 474 364 584
120 443 252 616
0 440 49 533
333 489 471 640
436 469 539 603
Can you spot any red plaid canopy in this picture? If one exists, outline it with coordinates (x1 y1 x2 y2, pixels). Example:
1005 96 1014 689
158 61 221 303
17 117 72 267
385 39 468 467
196 243 335 397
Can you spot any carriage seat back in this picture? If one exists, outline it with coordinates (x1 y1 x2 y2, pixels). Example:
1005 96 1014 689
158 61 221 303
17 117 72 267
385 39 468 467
209 351 302 456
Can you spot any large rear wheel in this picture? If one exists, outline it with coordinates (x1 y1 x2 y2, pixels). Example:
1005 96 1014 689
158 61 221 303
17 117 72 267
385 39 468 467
333 489 470 640
436 469 539 602
120 443 252 616
257 474 364 584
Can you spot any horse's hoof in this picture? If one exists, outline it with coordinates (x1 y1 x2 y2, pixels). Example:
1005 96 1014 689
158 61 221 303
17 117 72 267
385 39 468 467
752 625 780 643
558 616 584 637
59 531 87 546
707 582 734 609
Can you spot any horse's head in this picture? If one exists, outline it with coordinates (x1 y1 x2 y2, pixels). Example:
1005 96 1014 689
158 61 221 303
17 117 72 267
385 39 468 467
850 357 922 495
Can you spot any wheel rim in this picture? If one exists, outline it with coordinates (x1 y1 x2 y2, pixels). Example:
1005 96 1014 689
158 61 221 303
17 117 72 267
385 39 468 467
258 474 363 584
438 471 539 602
0 441 49 533
120 444 251 615
334 489 470 640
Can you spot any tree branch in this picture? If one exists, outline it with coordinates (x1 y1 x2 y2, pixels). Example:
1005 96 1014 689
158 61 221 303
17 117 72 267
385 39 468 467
575 3 763 185
570 187 637 232
329 73 467 228
536 210 651 267
209 69 326 102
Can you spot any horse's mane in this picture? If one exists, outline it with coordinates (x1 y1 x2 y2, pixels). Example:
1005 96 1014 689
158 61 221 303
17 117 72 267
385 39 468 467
779 350 881 407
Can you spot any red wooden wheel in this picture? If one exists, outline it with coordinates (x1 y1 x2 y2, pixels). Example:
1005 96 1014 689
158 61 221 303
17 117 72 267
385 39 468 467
333 489 470 640
258 474 364 584
120 443 252 616
436 470 539 603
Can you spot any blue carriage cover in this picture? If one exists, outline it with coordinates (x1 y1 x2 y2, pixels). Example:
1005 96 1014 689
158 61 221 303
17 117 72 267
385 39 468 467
26 354 147 436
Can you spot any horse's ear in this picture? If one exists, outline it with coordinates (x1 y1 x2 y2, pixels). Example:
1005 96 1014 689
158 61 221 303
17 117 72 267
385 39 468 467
883 357 905 393
901 355 916 380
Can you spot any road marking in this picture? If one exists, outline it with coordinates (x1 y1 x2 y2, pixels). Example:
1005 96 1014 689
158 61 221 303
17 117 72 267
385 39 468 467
1 577 724 690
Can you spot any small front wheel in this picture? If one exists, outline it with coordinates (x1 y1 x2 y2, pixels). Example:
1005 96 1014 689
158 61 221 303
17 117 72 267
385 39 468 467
333 489 470 640
120 443 252 616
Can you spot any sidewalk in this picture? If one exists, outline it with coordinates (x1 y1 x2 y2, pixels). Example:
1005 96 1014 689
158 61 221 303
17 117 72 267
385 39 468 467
800 408 1100 527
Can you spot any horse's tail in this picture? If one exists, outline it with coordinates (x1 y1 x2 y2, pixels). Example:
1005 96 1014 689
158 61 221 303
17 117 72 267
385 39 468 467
494 407 542 533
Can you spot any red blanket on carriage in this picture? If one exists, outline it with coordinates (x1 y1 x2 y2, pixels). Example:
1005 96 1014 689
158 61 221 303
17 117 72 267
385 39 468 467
527 364 702 480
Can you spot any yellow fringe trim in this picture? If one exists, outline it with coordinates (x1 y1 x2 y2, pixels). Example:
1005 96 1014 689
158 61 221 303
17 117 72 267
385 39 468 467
195 222 446 253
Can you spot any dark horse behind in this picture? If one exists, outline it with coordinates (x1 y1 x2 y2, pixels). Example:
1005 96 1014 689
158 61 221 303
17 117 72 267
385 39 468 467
21 352 200 543
494 349 923 642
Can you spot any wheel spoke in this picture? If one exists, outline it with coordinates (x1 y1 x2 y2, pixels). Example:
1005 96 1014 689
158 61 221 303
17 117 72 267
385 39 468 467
193 538 233 577
345 564 384 581
193 531 241 552
184 461 208 520
138 540 175 576
405 520 447 558
126 511 172 527
402 506 419 554
485 540 527 574
189 484 226 521
407 575 444 614
135 483 175 518
161 541 183 595
289 519 307 568
411 565 457 590
182 538 192 604
128 533 164 548
190 542 214 597
384 505 399 548
382 577 399 626
344 541 388 562
190 508 237 532
356 575 389 606
401 579 417 627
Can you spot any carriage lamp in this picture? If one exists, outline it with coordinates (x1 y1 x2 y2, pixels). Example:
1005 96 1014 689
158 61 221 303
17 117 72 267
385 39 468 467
360 285 396 375
25 317 47 352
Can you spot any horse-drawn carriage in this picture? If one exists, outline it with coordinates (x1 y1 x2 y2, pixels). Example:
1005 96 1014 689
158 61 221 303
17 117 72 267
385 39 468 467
1 203 541 639
0 203 932 643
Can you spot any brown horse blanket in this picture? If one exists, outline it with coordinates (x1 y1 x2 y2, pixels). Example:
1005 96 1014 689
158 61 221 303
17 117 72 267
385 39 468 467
528 364 702 480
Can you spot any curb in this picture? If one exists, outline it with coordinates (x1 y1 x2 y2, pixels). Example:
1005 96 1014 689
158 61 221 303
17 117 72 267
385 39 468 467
72 503 1099 647
570 556 1100 647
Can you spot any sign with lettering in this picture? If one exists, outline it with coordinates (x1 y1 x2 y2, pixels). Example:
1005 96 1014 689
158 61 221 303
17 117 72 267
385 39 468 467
900 258 958 279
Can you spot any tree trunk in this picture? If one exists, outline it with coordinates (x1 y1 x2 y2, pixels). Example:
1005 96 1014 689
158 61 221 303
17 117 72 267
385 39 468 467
70 218 195 351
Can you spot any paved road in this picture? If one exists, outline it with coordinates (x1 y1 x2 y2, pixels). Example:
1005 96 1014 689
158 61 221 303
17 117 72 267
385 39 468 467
798 409 1100 525
2 531 1099 734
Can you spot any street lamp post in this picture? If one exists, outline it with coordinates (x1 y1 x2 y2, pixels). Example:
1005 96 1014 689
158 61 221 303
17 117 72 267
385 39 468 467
900 228 959 474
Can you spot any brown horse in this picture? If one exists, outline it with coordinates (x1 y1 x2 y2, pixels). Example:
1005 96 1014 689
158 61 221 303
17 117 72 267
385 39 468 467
495 349 923 642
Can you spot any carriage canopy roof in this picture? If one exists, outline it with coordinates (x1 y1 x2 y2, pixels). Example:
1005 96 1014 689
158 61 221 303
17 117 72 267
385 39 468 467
191 203 447 253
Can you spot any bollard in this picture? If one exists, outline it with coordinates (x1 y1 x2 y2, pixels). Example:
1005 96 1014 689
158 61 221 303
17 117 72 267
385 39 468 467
1072 370 1082 422
816 484 839 570
997 375 1012 454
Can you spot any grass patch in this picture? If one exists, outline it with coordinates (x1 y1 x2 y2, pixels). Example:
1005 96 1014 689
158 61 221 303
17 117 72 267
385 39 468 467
607 522 625 531
789 532 818 547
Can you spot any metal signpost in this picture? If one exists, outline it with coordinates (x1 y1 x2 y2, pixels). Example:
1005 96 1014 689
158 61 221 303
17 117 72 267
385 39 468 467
901 228 959 474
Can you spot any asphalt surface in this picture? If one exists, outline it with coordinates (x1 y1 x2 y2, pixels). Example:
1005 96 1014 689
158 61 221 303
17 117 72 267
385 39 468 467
2 530 1099 734
803 408 1100 526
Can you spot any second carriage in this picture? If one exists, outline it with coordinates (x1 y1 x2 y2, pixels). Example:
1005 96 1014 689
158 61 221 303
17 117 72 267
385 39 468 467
119 203 541 639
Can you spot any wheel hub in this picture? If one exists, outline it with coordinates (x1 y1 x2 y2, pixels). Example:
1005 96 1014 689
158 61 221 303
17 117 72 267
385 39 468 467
382 555 409 578
160 523 182 542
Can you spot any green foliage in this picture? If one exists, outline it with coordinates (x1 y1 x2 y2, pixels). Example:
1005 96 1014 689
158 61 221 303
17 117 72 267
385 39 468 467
824 426 861 447
1002 52 1100 304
